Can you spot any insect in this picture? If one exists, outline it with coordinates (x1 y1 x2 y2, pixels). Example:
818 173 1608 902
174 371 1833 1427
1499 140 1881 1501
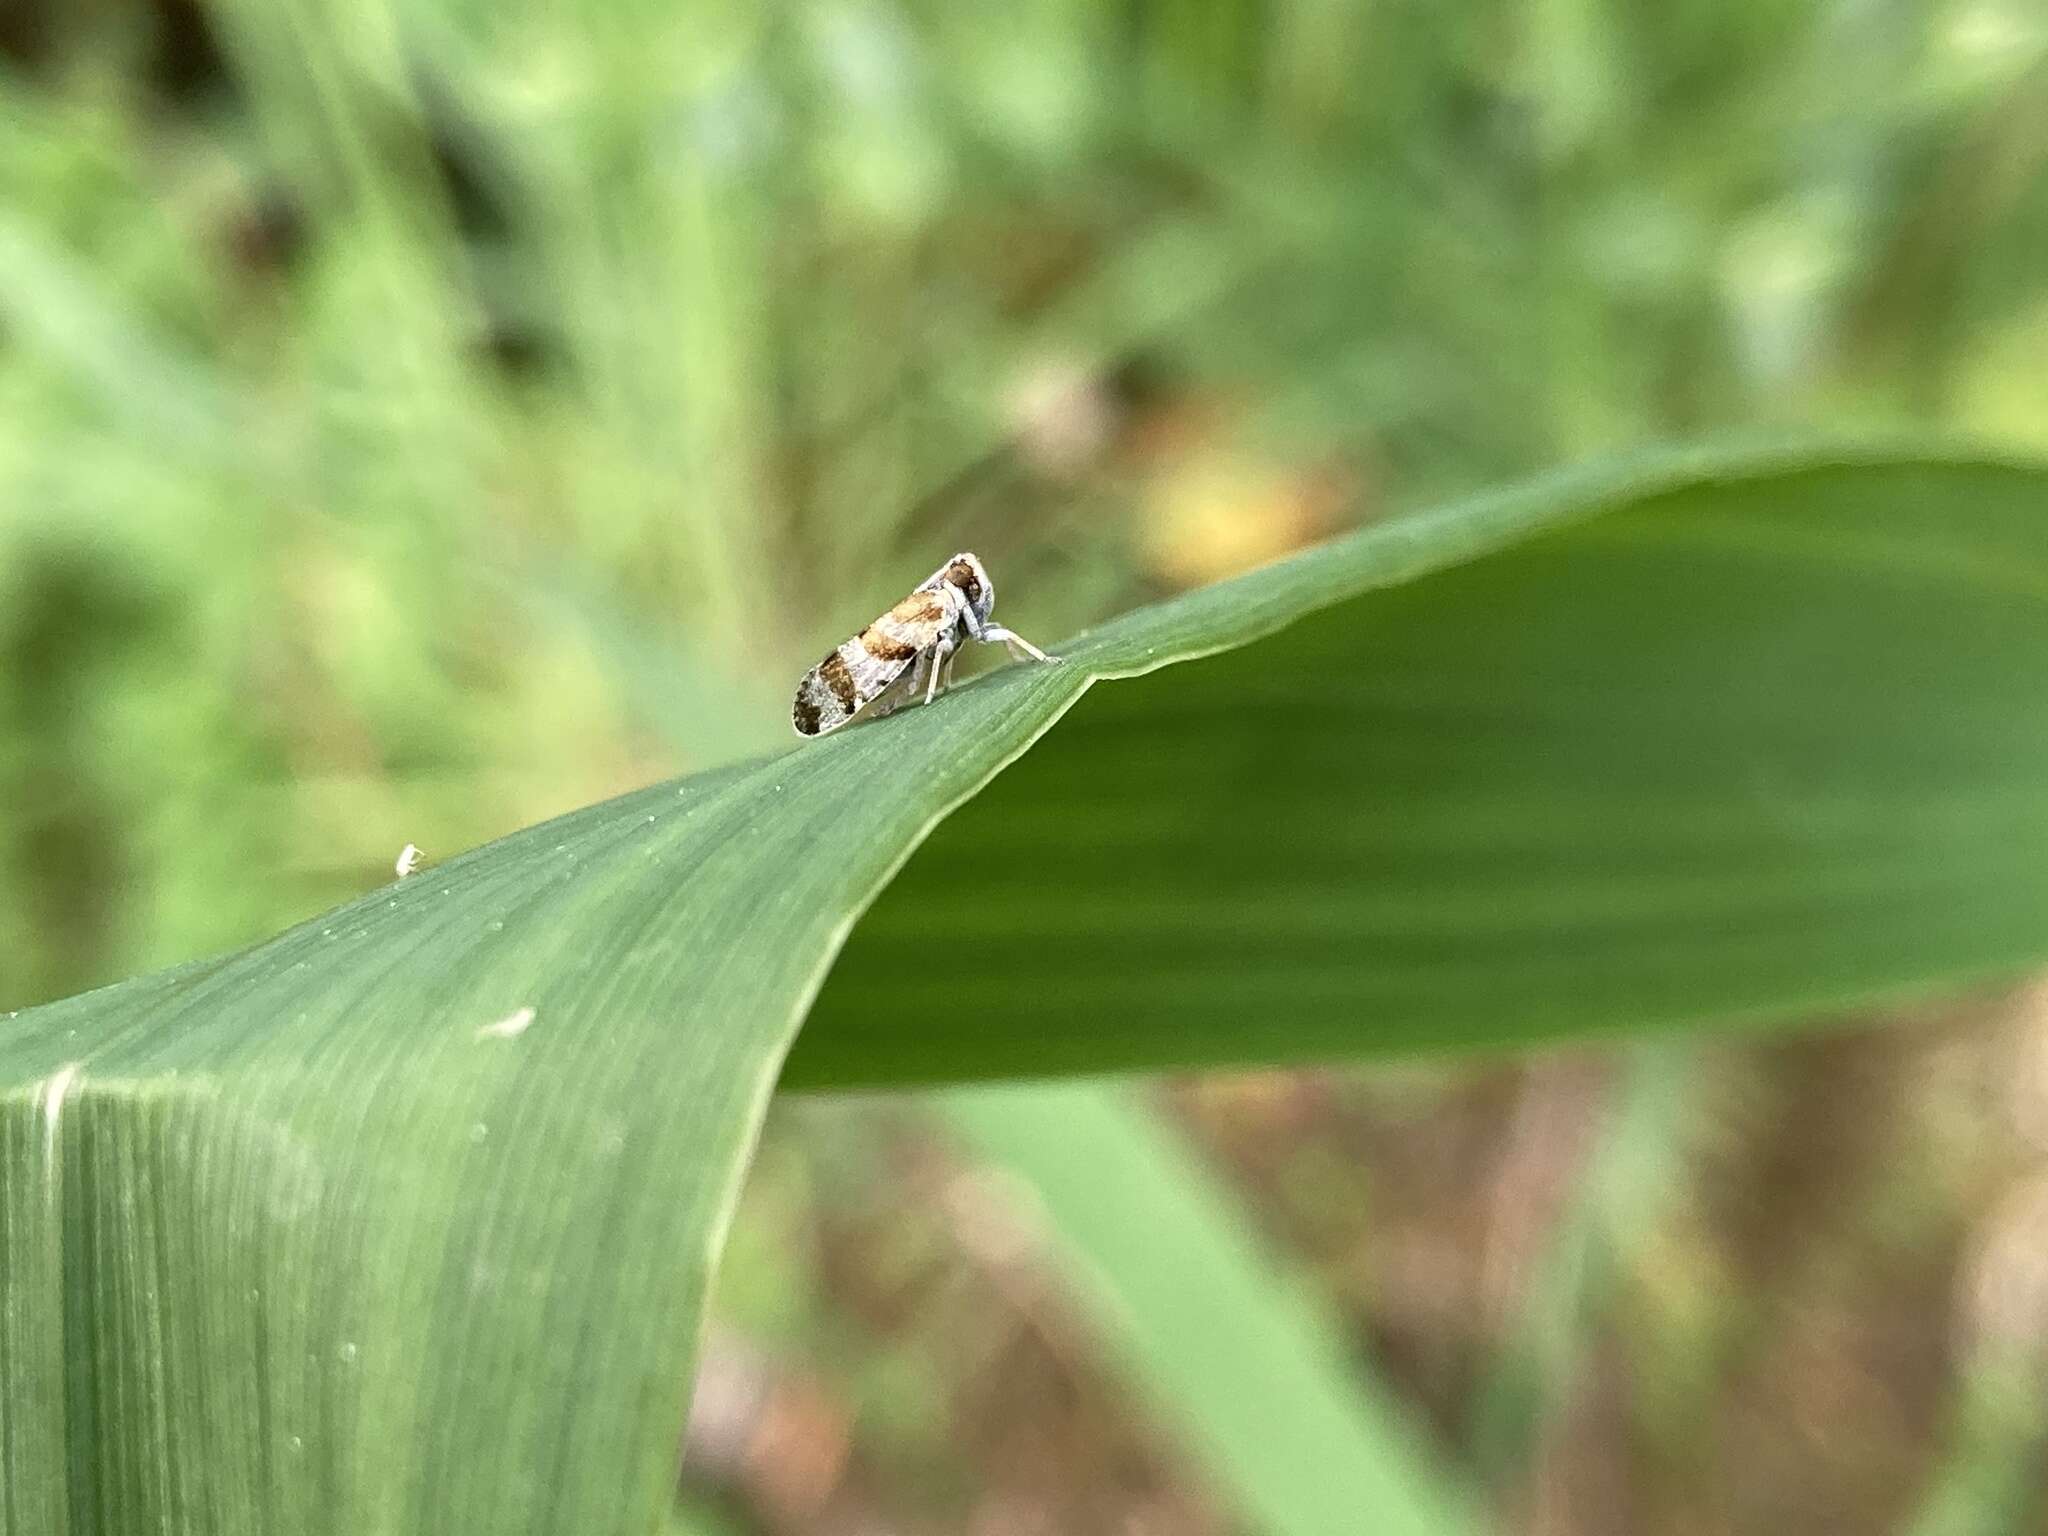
792 552 1057 737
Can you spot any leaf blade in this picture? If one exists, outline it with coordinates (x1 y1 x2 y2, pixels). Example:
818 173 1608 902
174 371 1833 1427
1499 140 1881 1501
6 444 2048 1533
793 452 2048 1083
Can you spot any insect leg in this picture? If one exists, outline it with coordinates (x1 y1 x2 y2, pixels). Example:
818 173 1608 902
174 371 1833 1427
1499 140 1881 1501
980 624 1057 664
958 602 1057 664
921 629 967 707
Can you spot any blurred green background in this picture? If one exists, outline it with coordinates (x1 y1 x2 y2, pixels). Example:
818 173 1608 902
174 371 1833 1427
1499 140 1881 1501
5 1 2048 1532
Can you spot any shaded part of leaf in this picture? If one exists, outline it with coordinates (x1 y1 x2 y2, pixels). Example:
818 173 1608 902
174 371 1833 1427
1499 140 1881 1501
793 458 2048 1085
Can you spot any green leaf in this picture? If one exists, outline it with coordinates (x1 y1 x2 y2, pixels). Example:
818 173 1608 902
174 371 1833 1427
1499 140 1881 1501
5 444 2047 1533
793 444 2048 1083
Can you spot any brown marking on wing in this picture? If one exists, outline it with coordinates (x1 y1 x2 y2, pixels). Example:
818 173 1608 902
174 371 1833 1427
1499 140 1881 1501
858 589 946 661
860 625 921 662
818 651 860 711
890 589 947 626
792 659 849 736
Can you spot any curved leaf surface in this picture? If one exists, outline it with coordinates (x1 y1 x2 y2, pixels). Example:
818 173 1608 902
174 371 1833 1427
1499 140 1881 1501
3 443 2045 1535
795 448 2048 1081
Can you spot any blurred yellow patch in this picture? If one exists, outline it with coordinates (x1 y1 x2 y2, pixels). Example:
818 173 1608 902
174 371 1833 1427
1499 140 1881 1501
1952 298 2048 453
1138 448 1350 588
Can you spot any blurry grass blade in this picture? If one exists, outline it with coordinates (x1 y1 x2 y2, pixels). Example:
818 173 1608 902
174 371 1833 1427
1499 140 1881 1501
1466 1046 1699 1490
5 444 2048 1531
0 218 235 463
1901 1360 2048 1536
946 1083 1477 1536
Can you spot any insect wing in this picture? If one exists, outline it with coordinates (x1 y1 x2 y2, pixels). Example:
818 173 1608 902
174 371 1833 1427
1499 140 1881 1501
791 589 948 736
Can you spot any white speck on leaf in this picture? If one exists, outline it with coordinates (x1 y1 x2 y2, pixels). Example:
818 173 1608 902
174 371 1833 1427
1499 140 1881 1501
476 1006 536 1041
41 1062 81 1166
